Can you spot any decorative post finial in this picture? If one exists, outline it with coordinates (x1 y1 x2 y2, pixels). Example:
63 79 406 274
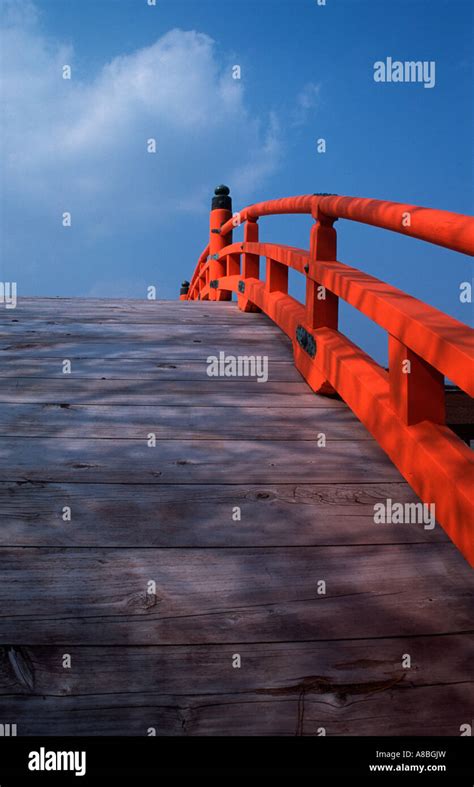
179 280 190 300
212 185 232 211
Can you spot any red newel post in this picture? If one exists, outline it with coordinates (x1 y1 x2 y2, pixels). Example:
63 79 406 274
295 209 339 394
306 213 338 330
179 280 189 300
209 185 233 301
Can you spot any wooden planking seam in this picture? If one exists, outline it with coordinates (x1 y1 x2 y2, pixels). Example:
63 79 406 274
0 688 470 735
0 404 373 440
2 634 472 695
0 544 471 644
0 479 449 548
0 439 407 485
0 545 454 553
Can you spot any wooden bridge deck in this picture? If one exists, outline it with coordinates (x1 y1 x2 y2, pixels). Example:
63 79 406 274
0 297 472 736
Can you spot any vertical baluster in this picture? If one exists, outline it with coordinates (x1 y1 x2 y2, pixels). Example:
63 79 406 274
265 257 288 294
389 335 445 425
306 215 338 329
295 211 339 394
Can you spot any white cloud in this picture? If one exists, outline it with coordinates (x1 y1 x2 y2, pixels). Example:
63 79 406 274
291 82 321 127
1 0 38 26
0 1 283 295
1 8 280 210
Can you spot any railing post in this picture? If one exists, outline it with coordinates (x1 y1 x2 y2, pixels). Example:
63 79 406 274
242 219 260 279
238 217 261 312
179 280 189 301
306 213 338 329
209 185 233 301
388 335 445 426
265 257 288 294
295 210 339 395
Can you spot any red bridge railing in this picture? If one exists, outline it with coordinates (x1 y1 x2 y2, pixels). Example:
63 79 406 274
181 186 474 566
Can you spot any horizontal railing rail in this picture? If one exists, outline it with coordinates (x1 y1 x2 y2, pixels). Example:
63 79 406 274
181 186 474 566
218 195 474 254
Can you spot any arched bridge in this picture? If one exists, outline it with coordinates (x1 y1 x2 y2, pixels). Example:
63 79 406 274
183 186 474 567
0 186 472 736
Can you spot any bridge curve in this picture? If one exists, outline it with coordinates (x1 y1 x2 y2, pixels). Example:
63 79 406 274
182 186 474 566
0 187 472 736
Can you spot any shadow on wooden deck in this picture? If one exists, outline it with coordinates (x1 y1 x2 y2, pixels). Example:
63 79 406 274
0 298 472 735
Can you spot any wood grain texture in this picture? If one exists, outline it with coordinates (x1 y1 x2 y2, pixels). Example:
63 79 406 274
0 482 449 547
0 437 405 483
0 403 371 439
2 298 256 324
0 320 292 359
0 341 290 359
0 686 469 736
0 358 304 382
0 637 471 735
0 544 471 644
3 636 471 696
0 297 472 737
0 322 285 341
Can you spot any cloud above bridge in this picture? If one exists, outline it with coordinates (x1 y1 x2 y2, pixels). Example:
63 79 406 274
0 0 282 295
291 82 321 127
2 1 281 211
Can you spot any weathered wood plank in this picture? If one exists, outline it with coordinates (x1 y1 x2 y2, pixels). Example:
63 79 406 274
1 307 268 325
9 297 237 305
0 438 405 483
0 338 291 359
1 637 471 735
0 378 342 406
5 298 246 317
0 317 292 358
0 358 303 381
0 482 448 546
0 322 284 341
0 403 371 440
2 636 471 695
0 545 471 644
0 685 469 735
5 298 245 313
0 296 470 738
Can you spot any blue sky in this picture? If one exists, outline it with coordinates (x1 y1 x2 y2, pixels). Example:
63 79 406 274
1 0 472 364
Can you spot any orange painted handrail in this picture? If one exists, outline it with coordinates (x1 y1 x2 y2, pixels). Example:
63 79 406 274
182 187 474 566
218 194 474 254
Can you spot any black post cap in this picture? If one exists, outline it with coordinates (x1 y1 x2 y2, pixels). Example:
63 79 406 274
212 184 232 211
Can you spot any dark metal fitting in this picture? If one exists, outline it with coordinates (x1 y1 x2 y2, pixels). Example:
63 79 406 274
296 325 316 358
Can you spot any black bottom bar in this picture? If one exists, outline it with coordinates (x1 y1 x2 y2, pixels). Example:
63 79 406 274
0 737 472 783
